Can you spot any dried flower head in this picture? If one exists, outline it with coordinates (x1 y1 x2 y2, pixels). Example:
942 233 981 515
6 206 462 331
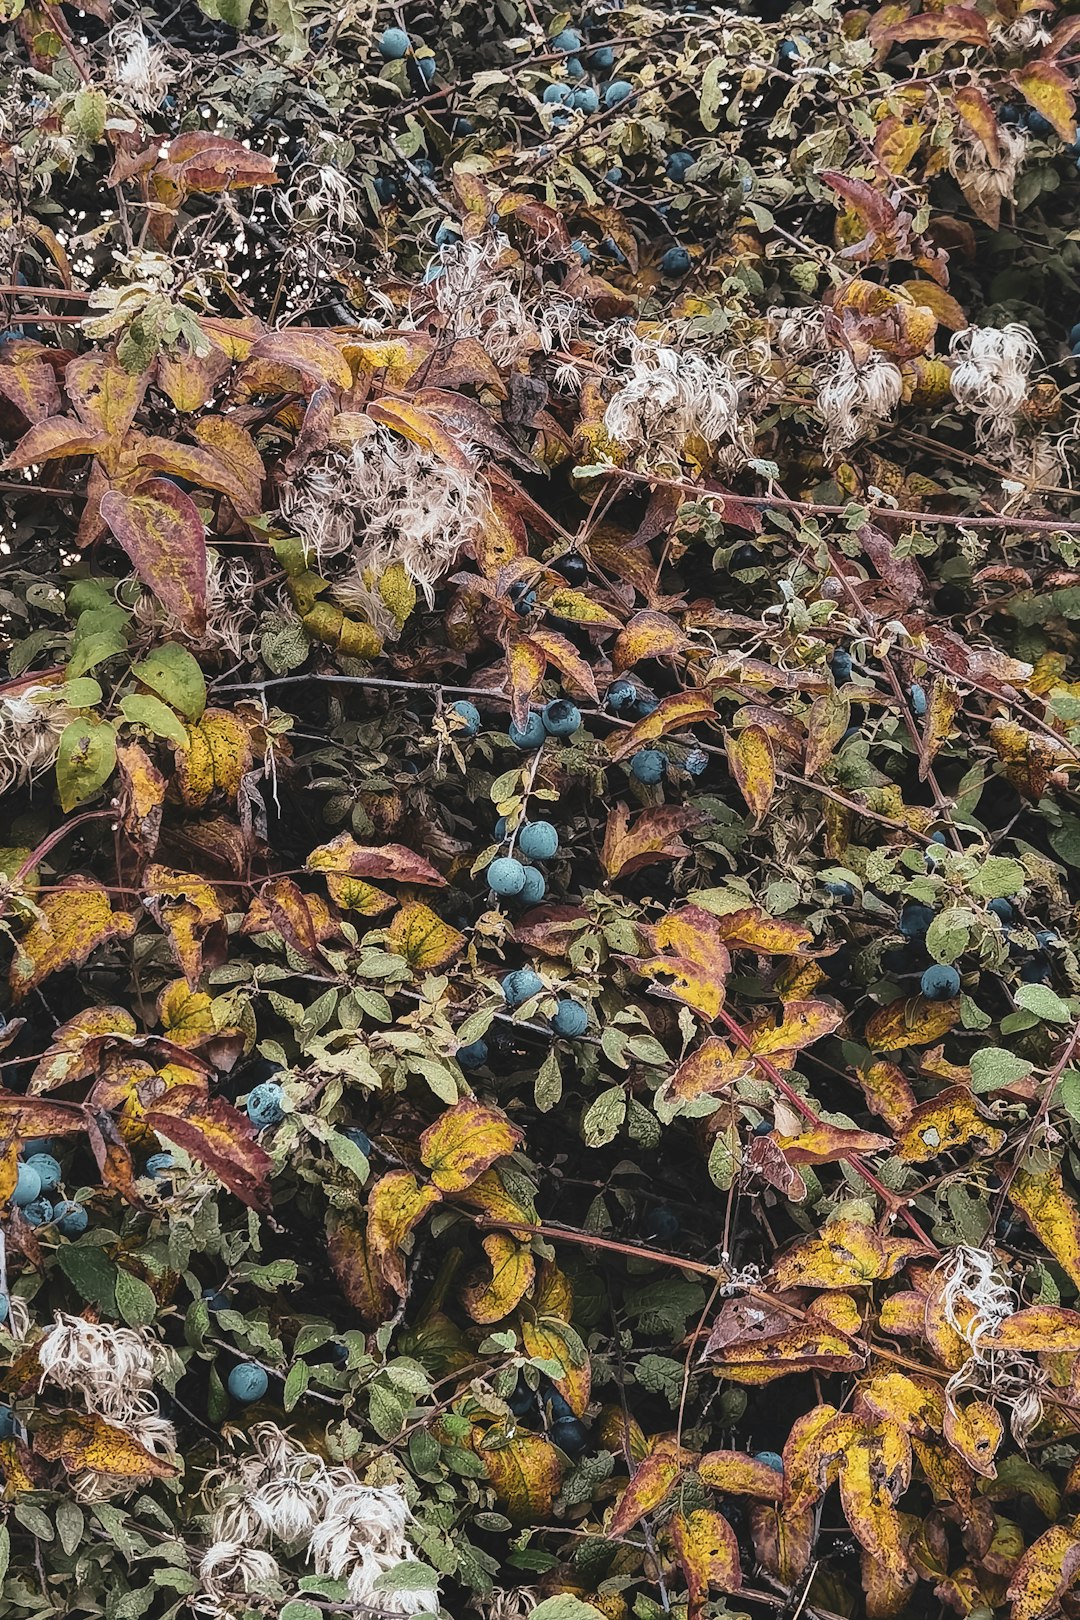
602 331 750 470
949 322 1039 449
948 124 1027 234
37 1314 169 1424
0 681 73 797
107 23 172 114
815 348 904 457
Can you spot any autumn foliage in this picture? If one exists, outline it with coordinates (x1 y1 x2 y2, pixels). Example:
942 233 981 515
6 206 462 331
5 3 1080 1620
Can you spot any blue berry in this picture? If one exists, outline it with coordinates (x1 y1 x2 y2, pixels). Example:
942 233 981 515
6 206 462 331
435 223 461 246
590 44 615 70
754 1450 785 1474
24 1153 60 1194
1036 930 1061 949
373 175 398 206
543 82 573 105
542 699 581 736
666 150 694 181
552 999 589 1038
899 902 935 939
909 682 928 717
55 1201 88 1237
416 54 436 82
1072 338 1080 357
21 1138 52 1156
228 1362 269 1403
931 831 948 845
551 1415 588 1455
604 79 633 106
509 581 538 615
552 28 582 51
1027 110 1053 137
729 542 760 571
565 57 585 80
659 246 690 276
502 968 544 1007
0 1404 15 1437
550 108 570 130
509 714 546 749
452 116 475 136
648 1205 680 1241
488 857 527 897
202 1287 231 1313
450 700 480 736
683 748 708 777
921 963 960 1000
378 26 410 58
571 86 598 114
0 1296 8 1326
518 866 547 905
632 695 658 718
343 1126 372 1156
830 648 853 683
11 1163 41 1208
247 1081 285 1130
518 821 559 861
145 1152 174 1181
570 235 593 261
604 167 623 186
631 749 666 784
23 1197 53 1226
508 1375 537 1416
824 881 854 902
457 1039 489 1071
988 898 1014 923
495 816 508 841
1070 322 1080 346
778 38 802 67
605 679 637 713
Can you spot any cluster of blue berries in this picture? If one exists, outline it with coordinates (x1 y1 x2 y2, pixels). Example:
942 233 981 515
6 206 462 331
541 28 629 131
604 679 708 786
508 697 582 749
507 1374 589 1455
456 964 590 1070
8 1139 87 1236
377 25 436 82
487 816 560 907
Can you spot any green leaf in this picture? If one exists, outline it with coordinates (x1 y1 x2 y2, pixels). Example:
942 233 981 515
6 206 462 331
926 906 973 965
115 1268 159 1328
56 717 117 811
969 856 1025 900
279 1605 321 1620
283 1359 310 1411
582 1084 626 1148
67 629 128 679
969 1047 1035 1093
55 1499 84 1558
58 1243 119 1314
371 1561 440 1595
119 693 188 745
61 677 104 708
0 1522 9 1585
530 1597 607 1620
1015 982 1073 1023
131 643 206 720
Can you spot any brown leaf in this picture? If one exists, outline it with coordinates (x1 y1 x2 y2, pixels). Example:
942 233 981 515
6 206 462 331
874 7 989 47
116 742 166 856
327 1216 394 1325
145 1085 272 1212
601 803 696 881
100 480 207 637
35 1412 178 1481
1 415 108 470
84 1107 148 1208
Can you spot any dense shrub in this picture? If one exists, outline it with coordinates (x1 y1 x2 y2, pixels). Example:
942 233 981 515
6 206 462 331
3 4 1080 1620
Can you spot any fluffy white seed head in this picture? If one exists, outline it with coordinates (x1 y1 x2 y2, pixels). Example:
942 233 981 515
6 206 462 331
107 23 172 114
37 1314 169 1425
949 322 1039 448
602 332 749 470
815 349 903 457
0 683 73 797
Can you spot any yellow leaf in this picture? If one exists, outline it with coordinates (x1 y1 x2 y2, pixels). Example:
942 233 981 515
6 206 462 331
749 999 843 1056
707 1324 864 1383
376 562 416 630
507 637 547 732
943 1398 1002 1479
988 1305 1080 1353
462 1233 535 1324
607 690 717 761
366 1170 443 1297
669 1508 742 1613
855 1372 943 1439
836 1424 914 1588
387 902 464 973
419 1098 524 1194
544 588 620 629
771 1220 888 1290
158 980 216 1047
697 1449 784 1500
1010 1166 1080 1291
10 880 136 1002
144 867 225 987
175 708 252 808
1013 61 1077 144
35 1412 178 1482
612 611 691 672
665 1037 752 1103
725 726 775 823
521 1317 591 1416
895 1087 1005 1164
1007 1522 1080 1620
864 994 959 1052
712 907 813 955
473 1424 562 1524
638 904 731 1021
608 1441 689 1536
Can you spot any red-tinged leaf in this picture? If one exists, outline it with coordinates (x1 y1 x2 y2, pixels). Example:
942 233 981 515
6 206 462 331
608 1442 689 1536
192 416 265 511
951 87 1001 168
943 1397 1002 1479
29 1006 138 1094
158 130 278 193
611 611 691 672
0 360 61 423
529 626 599 702
245 330 352 390
698 1449 784 1499
419 1098 523 1193
776 1121 892 1165
1 415 107 469
507 637 547 732
10 879 137 1002
670 1508 742 1614
858 524 926 608
137 435 259 514
144 1086 272 1212
365 1170 443 1297
706 1323 865 1383
1047 15 1080 58
748 1000 843 1057
83 1107 148 1209
65 351 150 442
665 1037 752 1103
1007 1523 1080 1620
988 1305 1080 1353
725 726 775 823
241 877 321 958
747 1132 806 1201
100 480 206 637
1012 62 1077 144
712 907 813 955
327 1216 394 1325
821 171 899 238
876 6 989 47
804 689 850 779
306 832 445 887
0 1092 85 1143
601 803 697 881
607 690 717 761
